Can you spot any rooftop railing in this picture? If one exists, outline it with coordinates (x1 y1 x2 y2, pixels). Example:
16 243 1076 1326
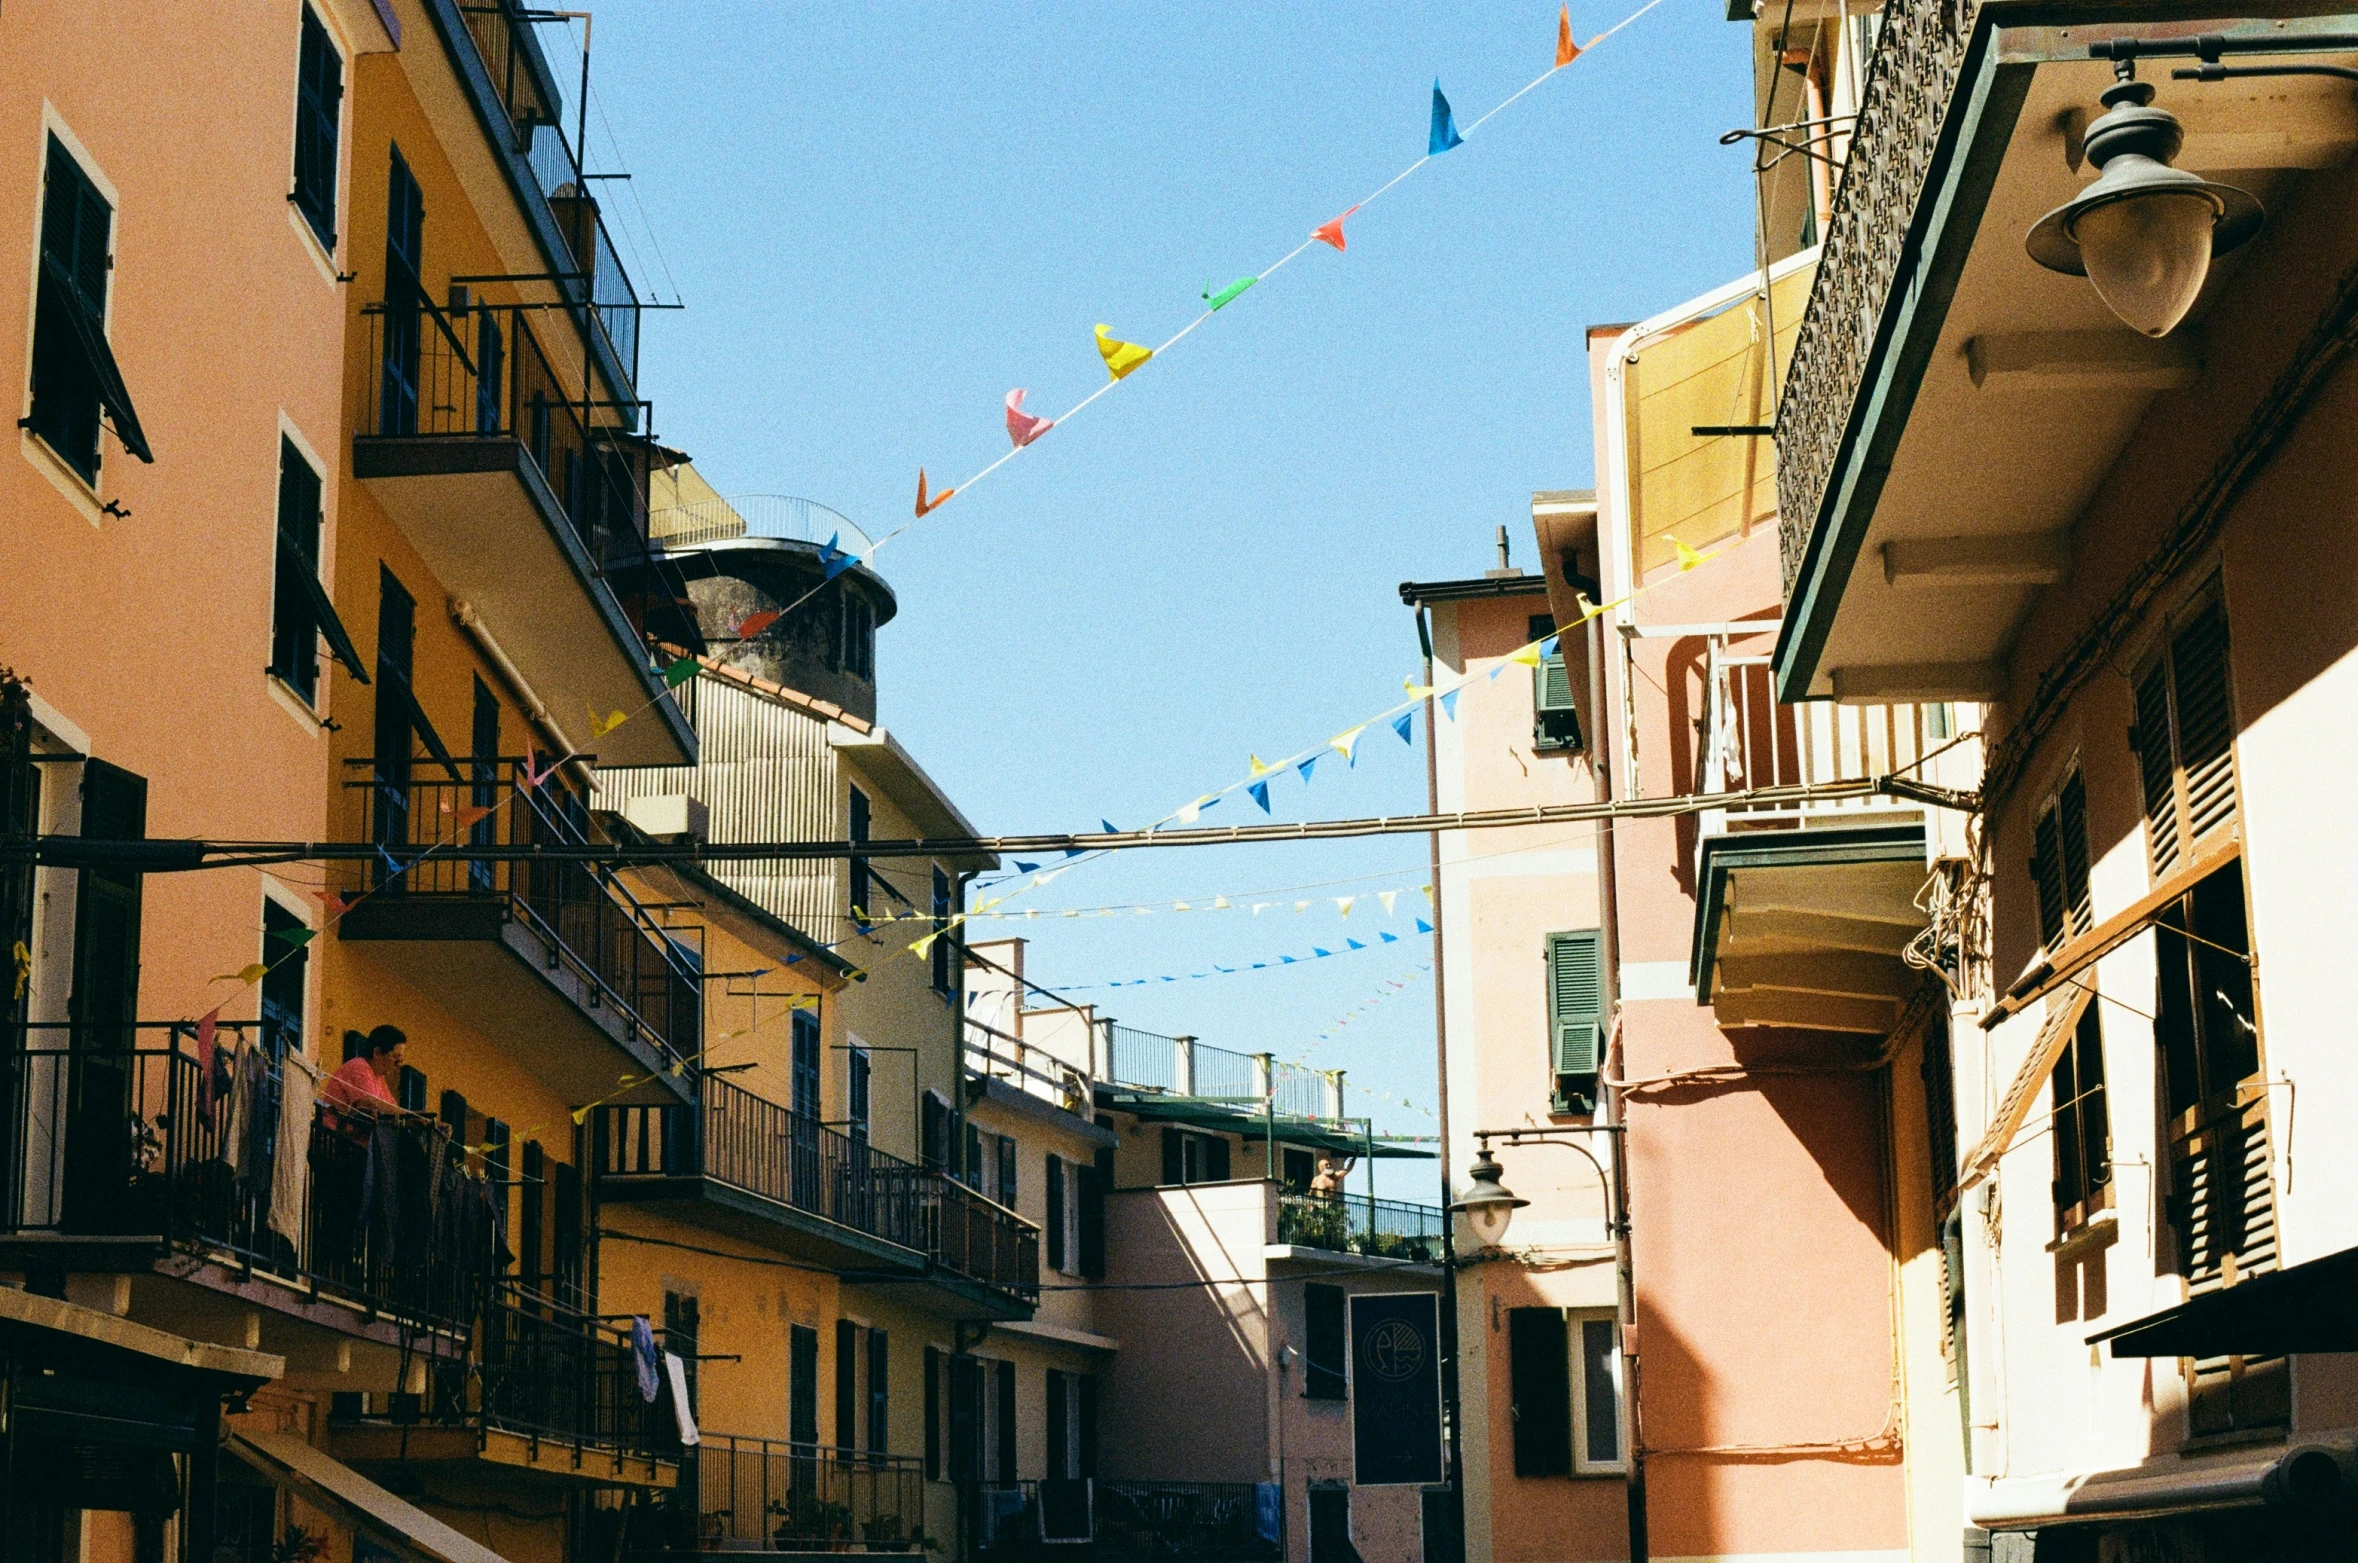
360 293 655 572
1275 1192 1446 1265
648 492 877 556
0 1021 493 1332
344 758 703 1075
1103 1025 1337 1121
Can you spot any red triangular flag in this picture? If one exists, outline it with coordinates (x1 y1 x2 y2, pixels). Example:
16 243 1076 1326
1313 205 1360 251
316 886 352 918
1556 6 1580 67
735 609 782 639
915 468 956 518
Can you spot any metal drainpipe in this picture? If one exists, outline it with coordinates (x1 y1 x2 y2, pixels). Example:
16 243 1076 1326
1415 600 1466 1563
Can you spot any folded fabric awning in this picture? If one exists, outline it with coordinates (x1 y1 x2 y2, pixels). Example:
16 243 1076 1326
227 1430 514 1563
2088 1244 2358 1358
1954 982 2094 1194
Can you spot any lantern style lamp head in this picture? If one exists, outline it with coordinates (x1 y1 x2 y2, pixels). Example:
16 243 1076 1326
2027 77 2262 337
1452 1148 1529 1248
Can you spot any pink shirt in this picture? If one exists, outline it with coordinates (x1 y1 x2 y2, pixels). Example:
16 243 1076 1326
323 1056 395 1116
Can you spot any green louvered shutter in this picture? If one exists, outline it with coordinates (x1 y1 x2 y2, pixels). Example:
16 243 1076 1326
1548 931 1604 1109
1534 654 1583 752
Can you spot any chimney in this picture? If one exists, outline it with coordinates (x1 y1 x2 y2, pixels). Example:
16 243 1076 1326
1485 524 1522 579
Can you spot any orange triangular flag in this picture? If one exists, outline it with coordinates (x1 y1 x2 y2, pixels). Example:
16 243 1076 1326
915 468 955 518
1556 7 1580 66
453 804 493 829
1313 205 1361 251
315 887 353 919
735 609 782 639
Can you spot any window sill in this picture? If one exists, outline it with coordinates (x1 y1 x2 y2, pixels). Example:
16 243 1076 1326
265 674 328 736
19 426 105 526
288 199 343 288
2046 1204 2116 1258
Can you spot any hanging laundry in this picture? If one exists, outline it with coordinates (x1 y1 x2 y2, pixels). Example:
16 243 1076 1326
269 1055 317 1243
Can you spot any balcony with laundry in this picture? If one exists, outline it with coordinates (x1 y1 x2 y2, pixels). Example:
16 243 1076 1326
336 759 703 1106
0 1018 499 1388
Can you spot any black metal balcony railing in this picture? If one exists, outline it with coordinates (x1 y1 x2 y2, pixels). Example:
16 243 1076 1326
595 1076 1041 1303
1773 0 1980 591
683 1434 928 1553
337 1284 678 1464
1095 1480 1280 1563
594 1074 927 1250
362 294 654 572
0 1021 494 1330
347 759 703 1074
453 0 641 385
1276 1192 1446 1264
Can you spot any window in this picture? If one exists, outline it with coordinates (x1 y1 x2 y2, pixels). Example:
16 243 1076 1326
847 1042 870 1143
1044 1369 1098 1480
379 146 424 436
1078 1149 1109 1279
1547 930 1604 1114
964 1120 982 1189
1308 1487 1353 1563
847 786 871 924
469 677 498 892
921 1090 952 1171
1303 1283 1346 1400
259 899 309 1058
1529 616 1583 754
923 1344 941 1480
2050 1002 2111 1231
844 593 876 682
1046 1154 1066 1271
790 1324 820 1447
792 1005 821 1119
837 1321 860 1452
268 437 364 704
291 6 344 248
664 1290 700 1424
1160 1127 1230 1185
2030 764 2093 952
867 1328 890 1458
930 867 956 994
1508 1307 1624 1476
2132 590 2238 881
994 1358 1016 1485
29 135 150 483
1283 1147 1316 1194
995 1134 1018 1209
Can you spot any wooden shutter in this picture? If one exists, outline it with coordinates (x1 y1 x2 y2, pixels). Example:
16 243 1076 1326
836 1320 859 1450
1046 1154 1066 1271
293 5 344 246
1534 654 1583 752
1078 1373 1098 1477
1046 1369 1068 1479
2030 768 2093 950
790 1324 820 1445
1079 1153 1108 1277
995 1360 1017 1484
923 1345 940 1479
2134 595 2239 880
1304 1283 1347 1400
1548 931 1604 1076
1507 1308 1573 1477
867 1328 889 1455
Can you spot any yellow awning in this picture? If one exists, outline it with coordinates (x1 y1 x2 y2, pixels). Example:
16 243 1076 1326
228 1430 515 1563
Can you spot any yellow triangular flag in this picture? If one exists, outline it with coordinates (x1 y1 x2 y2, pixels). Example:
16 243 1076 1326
1213 895 1230 910
1330 727 1365 760
218 963 270 986
1249 754 1277 777
1673 539 1713 571
1336 897 1356 917
1404 678 1434 697
1095 324 1154 381
1379 890 1399 915
588 702 629 739
1508 643 1544 667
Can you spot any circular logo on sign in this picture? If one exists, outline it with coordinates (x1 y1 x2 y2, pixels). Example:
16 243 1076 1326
1365 1318 1425 1382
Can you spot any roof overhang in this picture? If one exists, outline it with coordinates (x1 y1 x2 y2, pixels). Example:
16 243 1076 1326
830 726 998 872
1774 5 2358 702
1691 821 1929 1032
1397 573 1552 607
2089 1242 2358 1356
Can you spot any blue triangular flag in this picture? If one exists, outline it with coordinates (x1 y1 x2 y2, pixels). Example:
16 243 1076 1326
1216 965 1235 973
1440 689 1460 722
1347 938 1366 950
1253 962 1268 969
1391 711 1413 744
1429 81 1463 154
1296 754 1318 784
1014 861 1038 872
1541 635 1560 657
1281 955 1298 965
1064 848 1086 858
1249 780 1271 813
1380 931 1399 943
1161 975 1176 983
785 953 803 965
1102 819 1119 834
817 533 854 581
1416 918 1434 933
1313 947 1333 958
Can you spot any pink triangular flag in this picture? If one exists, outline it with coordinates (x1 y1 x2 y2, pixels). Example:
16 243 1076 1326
1313 205 1361 251
1005 389 1054 449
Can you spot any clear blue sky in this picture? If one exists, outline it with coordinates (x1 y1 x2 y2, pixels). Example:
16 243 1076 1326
581 3 1758 1197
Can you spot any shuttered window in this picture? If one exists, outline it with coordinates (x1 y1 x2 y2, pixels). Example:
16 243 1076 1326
1045 1154 1067 1272
1304 1283 1346 1400
1507 1307 1572 1476
1079 1150 1109 1278
291 6 344 248
836 1320 859 1451
2049 1002 2111 1229
931 867 955 993
868 1328 889 1456
923 1345 941 1479
848 786 872 922
1533 653 1584 753
790 1324 820 1446
30 136 149 480
2132 593 2238 881
2029 765 2093 951
1547 930 1604 1113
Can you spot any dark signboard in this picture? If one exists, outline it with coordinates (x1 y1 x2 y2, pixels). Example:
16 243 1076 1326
1351 1292 1443 1485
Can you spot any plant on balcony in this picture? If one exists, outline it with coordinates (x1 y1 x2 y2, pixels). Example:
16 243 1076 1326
770 1492 857 1548
273 1526 331 1563
860 1515 941 1554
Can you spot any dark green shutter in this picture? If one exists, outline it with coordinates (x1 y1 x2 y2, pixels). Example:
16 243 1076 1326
836 1321 859 1450
995 1360 1017 1484
923 1345 940 1479
292 5 344 247
1079 1153 1108 1277
1304 1283 1347 1400
1533 654 1583 752
1508 1308 1573 1477
1045 1154 1066 1271
1547 930 1604 1077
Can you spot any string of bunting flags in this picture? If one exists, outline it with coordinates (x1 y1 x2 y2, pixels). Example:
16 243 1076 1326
1049 915 1435 992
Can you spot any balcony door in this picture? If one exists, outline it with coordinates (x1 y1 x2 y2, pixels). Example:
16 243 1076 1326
63 760 144 1235
791 1007 821 1210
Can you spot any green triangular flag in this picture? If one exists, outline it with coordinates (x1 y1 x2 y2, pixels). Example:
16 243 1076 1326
664 656 700 688
269 926 317 949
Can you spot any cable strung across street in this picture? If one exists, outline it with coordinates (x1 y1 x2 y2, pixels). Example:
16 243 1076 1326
14 774 1979 873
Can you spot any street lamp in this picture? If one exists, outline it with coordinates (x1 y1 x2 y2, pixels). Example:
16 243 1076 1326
2026 74 2262 338
1451 1148 1529 1248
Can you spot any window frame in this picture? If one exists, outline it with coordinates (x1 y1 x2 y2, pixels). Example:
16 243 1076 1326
1546 929 1605 1115
1566 1309 1628 1475
25 125 149 487
2049 1000 2113 1236
847 785 872 924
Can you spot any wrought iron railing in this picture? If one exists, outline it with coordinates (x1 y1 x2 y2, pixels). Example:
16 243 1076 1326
1094 1479 1279 1563
1774 0 1982 592
964 1024 1092 1113
593 1074 928 1252
687 1434 928 1552
931 1175 1040 1304
452 0 642 384
360 294 654 571
1103 1026 1333 1119
344 758 703 1074
1276 1192 1446 1264
0 1021 492 1330
337 1283 677 1463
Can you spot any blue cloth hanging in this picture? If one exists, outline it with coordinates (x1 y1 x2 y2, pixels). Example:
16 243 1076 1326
631 1316 661 1403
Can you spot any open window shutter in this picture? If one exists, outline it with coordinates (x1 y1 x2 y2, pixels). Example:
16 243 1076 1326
2171 601 2237 846
2030 803 2066 949
1046 1370 1068 1480
947 1356 980 1481
1078 1154 1107 1278
1078 1373 1098 1477
1304 1283 1347 1400
1534 654 1583 751
836 1321 859 1450
2057 769 2093 939
1046 1154 1066 1271
1548 931 1604 1076
2132 660 2182 879
923 1345 940 1479
1507 1308 1573 1477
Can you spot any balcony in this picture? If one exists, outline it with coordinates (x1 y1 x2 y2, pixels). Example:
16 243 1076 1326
0 1021 493 1366
1274 1192 1446 1266
593 1074 931 1269
355 293 691 766
328 1283 680 1486
440 0 642 396
649 1434 927 1555
926 1173 1042 1318
338 760 701 1106
1769 3 2358 708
